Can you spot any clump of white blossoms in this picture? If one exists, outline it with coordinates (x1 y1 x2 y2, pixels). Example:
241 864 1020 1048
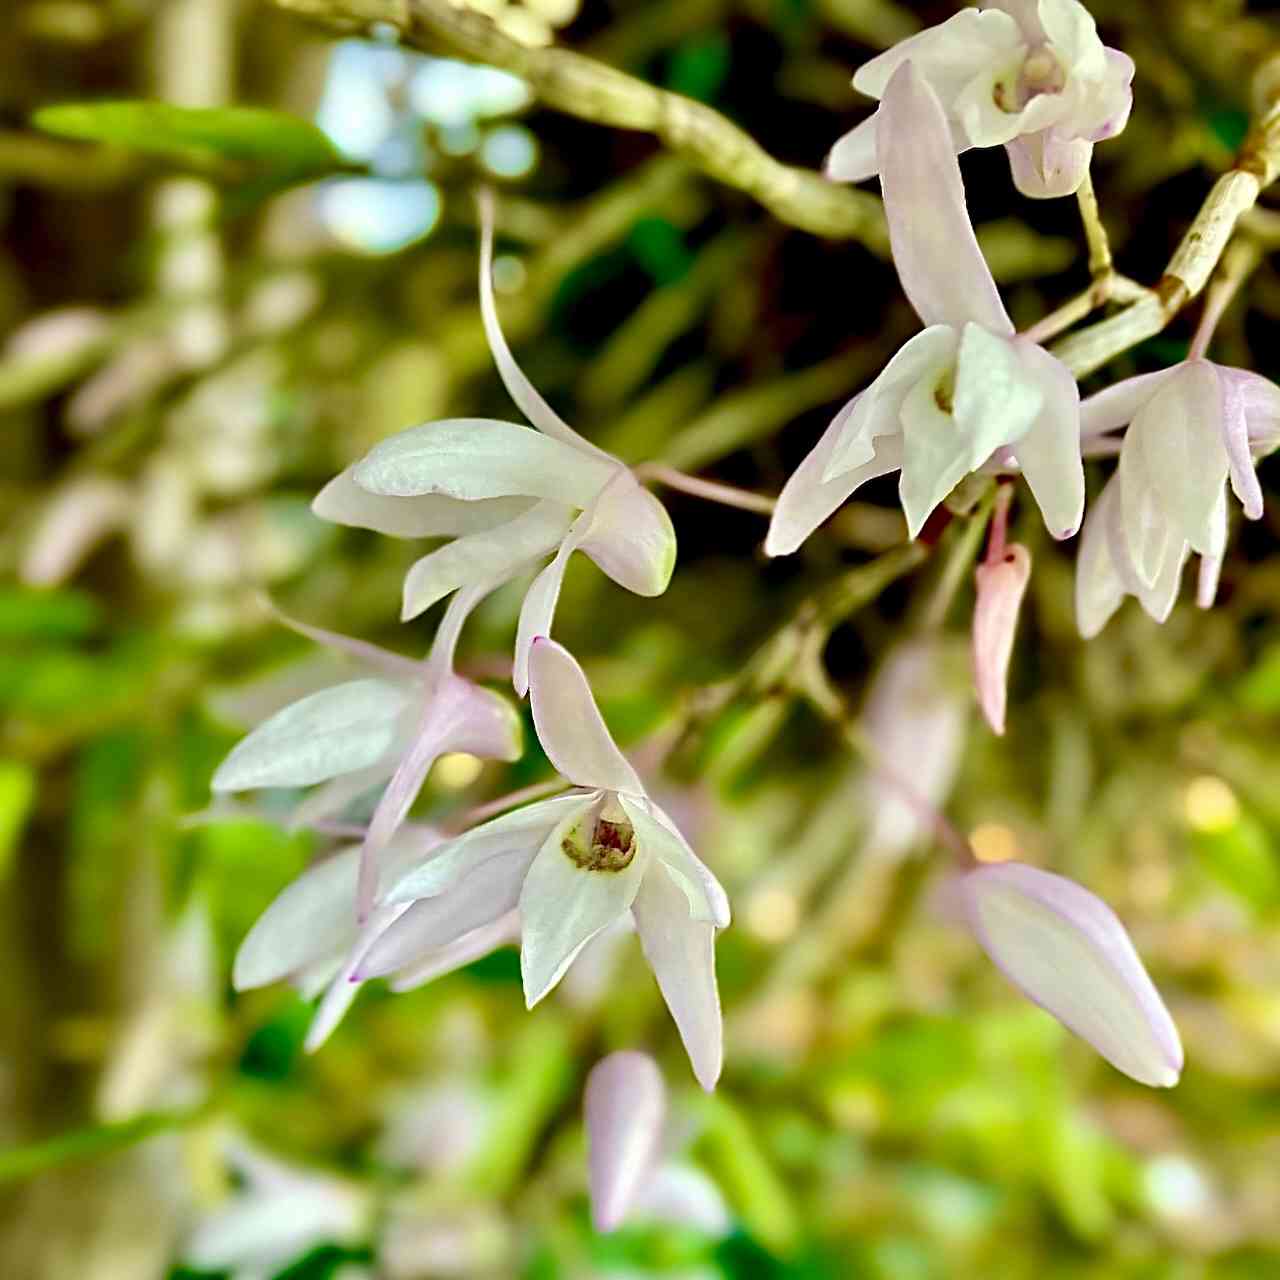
767 61 1084 555
314 194 676 696
1076 358 1280 636
358 637 730 1090
827 0 1134 198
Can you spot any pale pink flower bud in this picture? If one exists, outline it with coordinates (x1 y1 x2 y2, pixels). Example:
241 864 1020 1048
956 861 1183 1087
585 1051 667 1233
972 543 1031 735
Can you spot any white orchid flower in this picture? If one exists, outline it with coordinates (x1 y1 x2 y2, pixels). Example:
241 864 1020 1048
232 827 518 1051
828 0 1134 199
1075 360 1280 637
359 638 730 1090
767 61 1084 555
211 590 522 919
313 196 676 697
954 860 1183 1087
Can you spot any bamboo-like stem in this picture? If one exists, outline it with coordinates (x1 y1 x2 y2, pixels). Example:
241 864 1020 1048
269 0 889 251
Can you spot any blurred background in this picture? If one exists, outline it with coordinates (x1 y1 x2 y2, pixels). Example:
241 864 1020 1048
4 0 1280 1276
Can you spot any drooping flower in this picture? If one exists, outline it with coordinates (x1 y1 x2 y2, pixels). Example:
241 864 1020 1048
1075 360 1280 637
359 637 730 1090
953 860 1183 1087
972 491 1032 735
767 62 1084 556
827 0 1134 199
584 1051 731 1236
211 590 521 919
313 195 676 696
231 826 518 1051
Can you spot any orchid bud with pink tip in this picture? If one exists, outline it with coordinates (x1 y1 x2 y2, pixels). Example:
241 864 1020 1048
585 1052 667 1233
973 543 1031 735
956 861 1183 1087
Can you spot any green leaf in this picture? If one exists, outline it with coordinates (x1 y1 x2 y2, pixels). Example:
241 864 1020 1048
33 101 344 180
0 586 102 641
0 761 36 882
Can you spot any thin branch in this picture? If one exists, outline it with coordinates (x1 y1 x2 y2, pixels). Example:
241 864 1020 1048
1075 168 1113 279
1189 236 1263 360
269 0 889 252
635 462 776 515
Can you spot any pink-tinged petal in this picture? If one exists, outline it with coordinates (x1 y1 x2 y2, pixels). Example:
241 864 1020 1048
1083 49 1136 141
585 1051 667 1233
305 901 410 1052
519 804 650 1006
765 395 905 556
401 500 574 621
314 466 533 538
20 476 130 588
825 115 880 183
959 861 1184 1087
1136 538 1191 625
211 678 414 792
1009 341 1085 539
359 850 530 978
1118 422 1183 590
823 326 958 482
1197 553 1223 610
512 514 588 697
1038 0 1106 77
1004 132 1093 199
1080 369 1178 439
1232 369 1280 450
353 418 616 507
388 910 520 992
973 543 1032 735
854 8 1023 104
477 189 612 459
384 792 593 904
355 675 522 920
878 63 1011 334
1104 468 1191 623
265 603 423 683
1075 476 1126 639
1134 364 1230 556
619 795 730 928
528 638 645 794
632 861 723 1090
580 476 677 598
1217 367 1274 519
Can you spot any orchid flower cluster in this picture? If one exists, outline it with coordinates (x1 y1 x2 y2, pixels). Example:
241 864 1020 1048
208 0 1280 1220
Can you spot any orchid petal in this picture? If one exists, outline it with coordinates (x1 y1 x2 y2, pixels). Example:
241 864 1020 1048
1009 340 1085 539
973 543 1032 736
823 326 957 482
1135 364 1230 557
1004 132 1093 199
630 1162 732 1237
633 860 723 1090
288 764 390 831
353 418 616 507
580 475 677 598
953 325 1043 465
1038 0 1106 77
619 795 730 928
825 115 880 183
512 512 588 697
765 400 905 556
854 9 1024 106
400 500 572 621
960 861 1183 1087
211 678 414 792
1075 476 1126 639
355 675 521 920
314 466 533 538
898 376 972 539
878 63 1011 335
1218 368 1275 519
360 849 530 978
519 804 650 1007
385 792 593 904
585 1051 667 1233
388 910 520 992
477 189 610 458
528 637 645 794
1080 369 1177 439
